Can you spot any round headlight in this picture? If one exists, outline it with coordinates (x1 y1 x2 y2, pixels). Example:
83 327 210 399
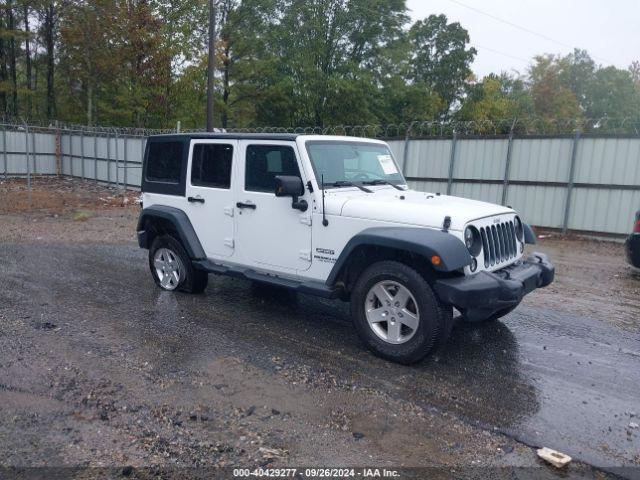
514 216 524 241
464 226 482 257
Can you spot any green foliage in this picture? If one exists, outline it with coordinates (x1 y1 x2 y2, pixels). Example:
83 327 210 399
586 67 640 119
0 2 638 130
527 49 640 124
407 14 476 115
528 55 583 120
252 0 410 127
457 73 533 128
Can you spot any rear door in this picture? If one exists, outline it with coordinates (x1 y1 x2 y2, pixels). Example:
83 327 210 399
185 139 237 259
235 141 312 273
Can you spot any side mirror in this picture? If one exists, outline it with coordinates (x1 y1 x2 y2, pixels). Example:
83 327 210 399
274 175 308 212
275 175 304 197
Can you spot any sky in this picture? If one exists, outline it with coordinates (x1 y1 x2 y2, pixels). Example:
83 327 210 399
407 0 640 79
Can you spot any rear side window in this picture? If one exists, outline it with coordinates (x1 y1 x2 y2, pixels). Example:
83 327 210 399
245 145 300 192
191 143 233 189
146 141 183 183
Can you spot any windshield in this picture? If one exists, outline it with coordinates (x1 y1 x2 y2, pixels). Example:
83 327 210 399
306 141 406 187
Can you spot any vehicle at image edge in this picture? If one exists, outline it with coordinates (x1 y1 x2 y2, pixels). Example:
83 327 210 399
136 133 555 364
626 210 640 268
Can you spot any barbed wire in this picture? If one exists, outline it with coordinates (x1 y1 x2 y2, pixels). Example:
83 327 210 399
0 116 638 137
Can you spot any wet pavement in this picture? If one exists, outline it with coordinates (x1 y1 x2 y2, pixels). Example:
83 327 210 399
1 239 639 476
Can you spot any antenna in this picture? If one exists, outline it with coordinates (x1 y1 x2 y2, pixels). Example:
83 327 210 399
321 174 329 227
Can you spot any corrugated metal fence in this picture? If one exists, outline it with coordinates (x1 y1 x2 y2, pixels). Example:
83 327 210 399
1 125 146 189
389 133 640 235
2 124 639 235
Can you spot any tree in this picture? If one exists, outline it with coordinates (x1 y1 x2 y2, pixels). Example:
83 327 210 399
57 0 170 127
206 0 216 131
23 2 33 118
407 14 476 116
260 0 409 127
6 0 18 116
0 0 636 131
556 49 596 107
376 76 444 124
117 0 171 127
528 51 640 125
58 0 112 125
0 6 7 114
585 66 640 119
41 0 56 118
457 73 533 128
156 0 209 125
528 55 582 120
217 0 280 128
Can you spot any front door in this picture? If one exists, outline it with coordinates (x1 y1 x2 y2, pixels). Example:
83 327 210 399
185 140 237 259
235 141 312 273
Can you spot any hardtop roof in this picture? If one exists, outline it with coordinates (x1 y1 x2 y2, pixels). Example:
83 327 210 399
147 133 389 145
148 132 299 141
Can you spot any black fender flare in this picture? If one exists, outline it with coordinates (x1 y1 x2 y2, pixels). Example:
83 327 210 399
325 227 473 286
524 223 536 245
136 205 206 259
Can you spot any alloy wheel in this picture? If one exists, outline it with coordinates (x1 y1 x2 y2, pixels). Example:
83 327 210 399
365 280 420 344
153 248 183 291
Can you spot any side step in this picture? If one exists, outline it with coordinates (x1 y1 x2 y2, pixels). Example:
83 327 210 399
192 259 341 299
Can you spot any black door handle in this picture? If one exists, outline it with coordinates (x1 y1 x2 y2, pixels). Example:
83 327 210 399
236 201 256 210
188 196 205 204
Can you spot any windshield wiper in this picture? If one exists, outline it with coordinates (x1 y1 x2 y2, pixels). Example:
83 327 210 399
325 180 373 193
362 179 406 191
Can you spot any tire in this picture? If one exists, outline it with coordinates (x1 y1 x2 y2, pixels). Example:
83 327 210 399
350 261 451 364
435 303 454 347
148 235 208 294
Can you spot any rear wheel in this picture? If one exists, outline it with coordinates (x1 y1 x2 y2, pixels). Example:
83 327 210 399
148 235 208 294
350 261 451 364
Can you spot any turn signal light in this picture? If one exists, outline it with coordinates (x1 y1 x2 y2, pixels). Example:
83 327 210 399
431 255 442 266
470 258 478 272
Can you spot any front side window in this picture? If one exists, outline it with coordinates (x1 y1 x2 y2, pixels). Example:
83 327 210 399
245 145 300 193
191 143 233 189
306 141 405 187
146 141 183 183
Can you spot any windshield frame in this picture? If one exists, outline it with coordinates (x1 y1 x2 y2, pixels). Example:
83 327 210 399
304 140 407 189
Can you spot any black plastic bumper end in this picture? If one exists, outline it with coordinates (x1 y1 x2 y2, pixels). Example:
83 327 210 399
433 252 555 317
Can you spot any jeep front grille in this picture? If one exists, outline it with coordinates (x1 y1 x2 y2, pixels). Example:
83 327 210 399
480 221 518 267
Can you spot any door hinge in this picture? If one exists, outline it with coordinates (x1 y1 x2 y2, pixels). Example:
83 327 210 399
224 237 235 248
299 215 312 226
224 206 234 217
299 249 312 261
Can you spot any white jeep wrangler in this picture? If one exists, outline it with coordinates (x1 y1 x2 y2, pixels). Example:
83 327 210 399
137 134 554 363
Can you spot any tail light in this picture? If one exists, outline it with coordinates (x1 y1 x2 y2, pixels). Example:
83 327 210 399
634 215 640 233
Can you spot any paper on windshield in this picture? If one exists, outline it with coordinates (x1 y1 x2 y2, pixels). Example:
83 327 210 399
377 154 398 175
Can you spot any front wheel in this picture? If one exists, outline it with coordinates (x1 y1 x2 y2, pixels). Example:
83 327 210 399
149 235 208 294
350 261 451 364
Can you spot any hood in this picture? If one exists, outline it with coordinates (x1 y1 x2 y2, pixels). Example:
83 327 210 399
323 187 514 231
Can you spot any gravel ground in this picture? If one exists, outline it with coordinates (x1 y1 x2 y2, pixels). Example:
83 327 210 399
527 235 640 332
1 178 638 479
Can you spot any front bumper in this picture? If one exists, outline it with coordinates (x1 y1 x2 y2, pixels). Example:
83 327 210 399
626 234 640 268
433 253 555 320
